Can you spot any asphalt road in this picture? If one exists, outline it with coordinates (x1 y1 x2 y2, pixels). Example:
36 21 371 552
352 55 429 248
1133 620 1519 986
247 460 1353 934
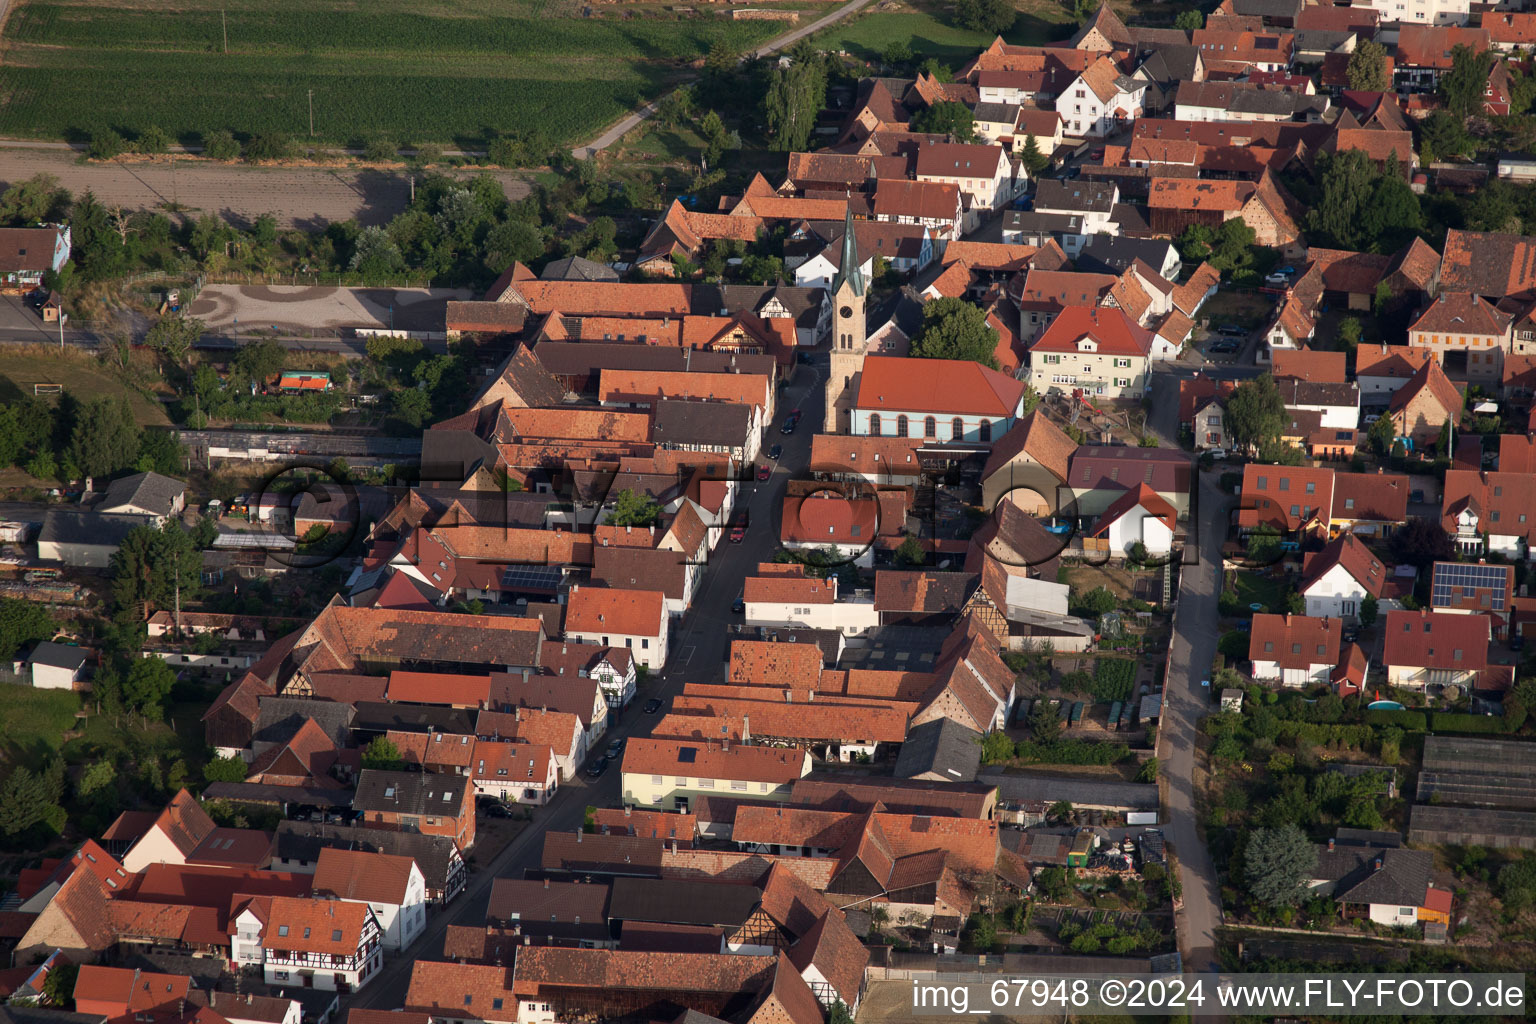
344 354 826 1012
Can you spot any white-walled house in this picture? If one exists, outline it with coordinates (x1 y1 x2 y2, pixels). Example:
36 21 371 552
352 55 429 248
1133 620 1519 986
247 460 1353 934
311 847 427 952
1299 534 1407 620
246 896 384 993
563 586 669 671
122 789 216 873
1061 58 1147 137
24 642 87 690
1084 483 1176 559
915 143 1017 211
1248 613 1342 688
851 356 1026 444
742 568 880 634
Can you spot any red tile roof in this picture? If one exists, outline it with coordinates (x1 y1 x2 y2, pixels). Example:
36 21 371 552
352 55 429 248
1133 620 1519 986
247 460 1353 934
73 965 191 1015
1238 464 1335 531
1409 291 1510 337
404 961 516 1017
313 847 418 905
729 640 825 688
1441 470 1536 542
1271 347 1347 383
1439 228 1536 300
1355 343 1435 381
1087 482 1178 535
386 671 491 707
620 737 810 786
854 356 1025 417
1383 609 1490 671
262 896 373 954
1388 357 1463 421
565 586 666 638
1030 305 1154 357
743 573 837 605
1395 25 1489 69
1249 613 1342 669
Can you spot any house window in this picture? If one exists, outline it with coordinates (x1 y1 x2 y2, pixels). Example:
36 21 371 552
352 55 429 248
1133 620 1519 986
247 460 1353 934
979 419 992 442
924 416 936 438
869 413 882 436
732 780 748 791
951 418 964 440
896 414 909 437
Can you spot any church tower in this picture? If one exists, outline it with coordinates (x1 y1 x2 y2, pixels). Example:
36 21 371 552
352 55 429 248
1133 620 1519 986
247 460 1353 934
824 209 867 434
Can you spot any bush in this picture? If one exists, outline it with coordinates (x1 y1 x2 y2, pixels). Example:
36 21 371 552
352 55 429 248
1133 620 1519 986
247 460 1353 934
135 124 172 154
1364 709 1427 731
1430 712 1515 734
413 142 444 165
1218 631 1250 662
487 137 521 167
245 131 295 162
202 129 240 160
89 127 126 159
1015 738 1130 765
362 137 398 162
1073 585 1119 617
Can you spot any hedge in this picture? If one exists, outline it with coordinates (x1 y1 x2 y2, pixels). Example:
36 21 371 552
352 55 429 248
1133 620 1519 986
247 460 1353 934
1015 739 1131 765
1364 709 1428 731
1273 721 1374 747
1429 713 1512 734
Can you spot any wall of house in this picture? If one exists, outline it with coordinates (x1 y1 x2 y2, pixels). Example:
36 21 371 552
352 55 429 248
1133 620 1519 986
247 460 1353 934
744 598 878 634
565 622 668 671
622 771 799 810
851 408 1016 445
1031 350 1149 399
124 827 189 873
1366 901 1420 927
1407 331 1505 382
31 663 78 690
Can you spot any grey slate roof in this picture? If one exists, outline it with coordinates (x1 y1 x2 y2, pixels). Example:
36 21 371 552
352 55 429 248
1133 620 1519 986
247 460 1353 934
651 399 753 449
983 772 1160 810
274 820 463 893
27 640 87 671
1135 45 1204 85
38 509 149 548
1314 842 1432 907
1034 179 1118 215
253 695 357 748
352 700 475 736
99 471 185 517
1076 236 1178 276
867 287 926 341
894 717 983 782
353 768 471 815
607 876 762 928
1004 211 1087 236
540 256 619 282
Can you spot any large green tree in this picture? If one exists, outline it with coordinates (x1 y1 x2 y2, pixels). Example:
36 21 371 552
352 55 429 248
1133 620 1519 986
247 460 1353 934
911 101 977 142
1019 134 1049 176
0 598 55 661
1225 373 1286 454
910 297 1000 369
1243 824 1317 908
69 396 141 479
957 0 1017 34
1309 150 1422 253
608 488 661 527
123 657 175 719
1440 45 1496 117
1346 41 1390 92
110 522 203 619
763 46 828 152
0 173 71 227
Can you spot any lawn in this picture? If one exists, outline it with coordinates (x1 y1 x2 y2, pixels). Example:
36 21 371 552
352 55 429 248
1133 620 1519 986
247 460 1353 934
0 685 82 766
0 350 171 426
0 0 783 148
1232 570 1286 615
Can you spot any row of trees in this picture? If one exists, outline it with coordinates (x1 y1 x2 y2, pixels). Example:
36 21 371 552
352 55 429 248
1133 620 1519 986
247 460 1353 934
0 393 182 484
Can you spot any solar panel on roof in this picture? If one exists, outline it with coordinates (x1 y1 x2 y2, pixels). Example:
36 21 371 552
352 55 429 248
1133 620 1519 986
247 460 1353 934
1430 561 1509 611
499 565 563 591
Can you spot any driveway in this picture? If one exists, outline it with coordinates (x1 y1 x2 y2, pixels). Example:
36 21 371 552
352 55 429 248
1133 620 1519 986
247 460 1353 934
1161 465 1230 974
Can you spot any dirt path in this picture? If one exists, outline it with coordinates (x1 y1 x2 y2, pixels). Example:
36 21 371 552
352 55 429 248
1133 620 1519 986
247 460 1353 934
570 0 879 159
0 149 530 227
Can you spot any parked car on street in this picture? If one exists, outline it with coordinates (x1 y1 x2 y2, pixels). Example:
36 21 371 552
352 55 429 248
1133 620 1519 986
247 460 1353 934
643 697 664 714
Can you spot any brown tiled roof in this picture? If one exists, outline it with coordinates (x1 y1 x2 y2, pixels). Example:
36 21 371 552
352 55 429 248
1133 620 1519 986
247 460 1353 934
475 708 581 758
0 226 64 274
1441 470 1536 543
1409 291 1510 337
1249 613 1342 669
203 673 272 725
1332 472 1409 526
590 808 697 842
1383 609 1490 671
565 586 665 638
784 910 867 1007
486 878 609 928
1388 358 1462 419
1440 228 1536 299
1238 464 1335 531
979 408 1077 484
873 570 976 616
1355 343 1434 381
72 965 191 1013
387 671 491 708
729 640 824 688
599 368 770 411
1172 262 1221 316
807 434 926 478
288 602 543 682
313 847 418 905
154 789 217 857
1395 25 1489 69
541 831 666 875
404 961 516 1015
264 896 372 954
664 697 910 745
751 952 825 1024
743 573 837 605
872 179 961 222
512 947 773 996
467 344 568 411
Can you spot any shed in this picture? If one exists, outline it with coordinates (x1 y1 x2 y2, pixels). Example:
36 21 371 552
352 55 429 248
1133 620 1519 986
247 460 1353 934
1220 688 1244 712
893 718 982 783
25 641 87 690
37 509 151 568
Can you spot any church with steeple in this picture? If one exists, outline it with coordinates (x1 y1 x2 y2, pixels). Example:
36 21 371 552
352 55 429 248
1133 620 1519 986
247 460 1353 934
823 210 868 434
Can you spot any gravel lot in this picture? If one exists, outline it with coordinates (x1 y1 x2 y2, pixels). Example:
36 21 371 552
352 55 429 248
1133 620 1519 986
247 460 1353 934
0 148 531 227
187 284 474 332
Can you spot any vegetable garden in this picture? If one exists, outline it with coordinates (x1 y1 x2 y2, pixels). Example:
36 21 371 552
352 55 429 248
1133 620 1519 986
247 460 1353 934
0 0 781 148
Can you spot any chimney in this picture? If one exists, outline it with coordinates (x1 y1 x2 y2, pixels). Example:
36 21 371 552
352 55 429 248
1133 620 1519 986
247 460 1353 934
1327 837 1335 851
543 877 549 889
671 839 679 854
524 935 531 946
624 806 631 817
742 714 750 739
1374 855 1384 871
515 706 522 722
523 668 531 684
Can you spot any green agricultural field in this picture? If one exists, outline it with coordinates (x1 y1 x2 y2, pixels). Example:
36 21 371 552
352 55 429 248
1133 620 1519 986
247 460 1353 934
810 0 1077 64
0 351 171 426
0 0 782 148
